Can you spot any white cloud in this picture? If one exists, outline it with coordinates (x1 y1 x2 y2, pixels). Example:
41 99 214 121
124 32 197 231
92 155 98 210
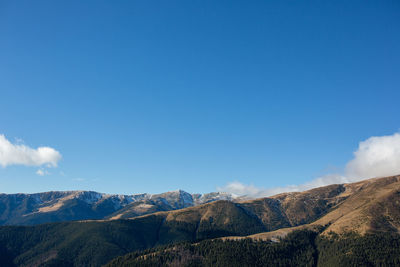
36 169 50 176
218 181 303 199
0 134 62 168
219 132 400 198
219 182 264 198
345 133 400 180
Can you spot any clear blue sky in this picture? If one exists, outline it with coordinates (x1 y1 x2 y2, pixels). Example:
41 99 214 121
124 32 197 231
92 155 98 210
0 0 399 194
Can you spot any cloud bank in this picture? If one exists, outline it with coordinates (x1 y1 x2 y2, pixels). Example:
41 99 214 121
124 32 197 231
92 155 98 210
219 132 400 198
0 135 62 168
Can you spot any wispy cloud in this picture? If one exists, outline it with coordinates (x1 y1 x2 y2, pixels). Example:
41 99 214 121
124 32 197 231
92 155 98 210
0 134 62 168
36 169 50 176
218 132 400 198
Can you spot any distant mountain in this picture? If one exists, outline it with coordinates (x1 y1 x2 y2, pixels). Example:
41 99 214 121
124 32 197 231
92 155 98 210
0 190 235 225
0 175 399 266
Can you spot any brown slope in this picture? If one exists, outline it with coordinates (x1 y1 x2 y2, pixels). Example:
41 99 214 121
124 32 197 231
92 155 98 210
313 175 400 234
224 175 400 241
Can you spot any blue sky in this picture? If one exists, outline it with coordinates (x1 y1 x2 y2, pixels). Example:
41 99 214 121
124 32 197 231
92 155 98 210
0 1 399 195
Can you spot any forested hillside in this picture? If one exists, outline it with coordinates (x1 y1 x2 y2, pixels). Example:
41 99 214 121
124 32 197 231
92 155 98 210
106 230 400 267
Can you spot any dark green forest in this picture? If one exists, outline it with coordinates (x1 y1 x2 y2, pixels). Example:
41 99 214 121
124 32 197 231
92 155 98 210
106 230 400 267
0 210 265 267
0 220 399 267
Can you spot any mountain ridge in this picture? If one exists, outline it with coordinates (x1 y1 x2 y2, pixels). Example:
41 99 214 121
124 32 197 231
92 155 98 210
0 189 235 225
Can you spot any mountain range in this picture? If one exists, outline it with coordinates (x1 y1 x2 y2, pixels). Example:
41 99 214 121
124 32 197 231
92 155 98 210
0 175 399 266
0 190 235 225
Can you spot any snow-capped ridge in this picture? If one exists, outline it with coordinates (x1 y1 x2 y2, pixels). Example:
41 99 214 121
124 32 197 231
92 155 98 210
0 189 238 225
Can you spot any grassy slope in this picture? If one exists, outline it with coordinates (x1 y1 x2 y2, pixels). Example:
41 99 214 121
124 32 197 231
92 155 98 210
314 175 400 234
225 175 400 241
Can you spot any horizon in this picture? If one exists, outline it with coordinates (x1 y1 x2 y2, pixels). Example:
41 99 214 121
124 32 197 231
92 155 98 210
1 173 399 197
1 1 400 196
